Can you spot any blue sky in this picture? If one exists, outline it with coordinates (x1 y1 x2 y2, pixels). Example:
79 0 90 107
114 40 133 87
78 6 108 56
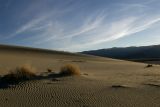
0 0 160 52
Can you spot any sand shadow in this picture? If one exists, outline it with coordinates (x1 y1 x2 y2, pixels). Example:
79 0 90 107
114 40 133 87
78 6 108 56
144 83 160 88
111 85 128 89
71 60 86 63
0 72 68 89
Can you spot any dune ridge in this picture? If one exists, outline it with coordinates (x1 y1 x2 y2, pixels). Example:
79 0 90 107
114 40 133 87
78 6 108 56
0 45 160 107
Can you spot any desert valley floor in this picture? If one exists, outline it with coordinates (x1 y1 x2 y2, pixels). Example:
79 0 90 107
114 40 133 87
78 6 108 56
0 45 160 107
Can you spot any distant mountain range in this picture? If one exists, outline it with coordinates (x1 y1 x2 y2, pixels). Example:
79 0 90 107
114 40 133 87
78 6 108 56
81 45 160 61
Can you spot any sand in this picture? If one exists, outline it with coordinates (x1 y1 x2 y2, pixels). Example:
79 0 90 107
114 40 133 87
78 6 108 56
0 45 160 107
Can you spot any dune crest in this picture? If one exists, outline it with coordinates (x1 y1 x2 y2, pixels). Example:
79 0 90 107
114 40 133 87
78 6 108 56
0 45 160 107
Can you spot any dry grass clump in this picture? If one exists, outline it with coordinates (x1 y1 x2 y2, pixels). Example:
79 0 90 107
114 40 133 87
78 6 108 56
59 64 80 76
2 64 36 82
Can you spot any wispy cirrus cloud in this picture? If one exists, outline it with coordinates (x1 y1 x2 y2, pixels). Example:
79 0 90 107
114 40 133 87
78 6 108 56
4 0 72 39
5 11 67 39
32 11 107 44
17 8 160 51
4 15 49 39
2 0 160 51
61 16 160 51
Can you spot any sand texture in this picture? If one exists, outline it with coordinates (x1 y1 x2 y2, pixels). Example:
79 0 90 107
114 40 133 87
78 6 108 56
0 45 160 107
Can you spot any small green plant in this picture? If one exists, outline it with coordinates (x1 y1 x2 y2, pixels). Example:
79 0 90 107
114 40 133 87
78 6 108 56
59 64 80 76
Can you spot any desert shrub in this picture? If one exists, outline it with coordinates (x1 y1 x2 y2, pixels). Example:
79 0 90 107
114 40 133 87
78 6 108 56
59 64 80 76
146 64 153 68
2 64 36 82
47 68 52 72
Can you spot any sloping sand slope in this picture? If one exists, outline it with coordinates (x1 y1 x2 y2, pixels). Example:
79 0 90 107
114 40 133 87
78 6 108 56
0 45 160 107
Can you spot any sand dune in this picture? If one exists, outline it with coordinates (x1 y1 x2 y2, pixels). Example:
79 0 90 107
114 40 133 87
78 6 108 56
0 45 160 107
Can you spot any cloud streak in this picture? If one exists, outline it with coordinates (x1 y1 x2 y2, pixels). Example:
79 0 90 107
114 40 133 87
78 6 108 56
2 0 160 51
33 12 107 44
61 16 160 51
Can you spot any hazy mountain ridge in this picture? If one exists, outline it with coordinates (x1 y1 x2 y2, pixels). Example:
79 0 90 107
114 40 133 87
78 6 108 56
82 45 160 61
